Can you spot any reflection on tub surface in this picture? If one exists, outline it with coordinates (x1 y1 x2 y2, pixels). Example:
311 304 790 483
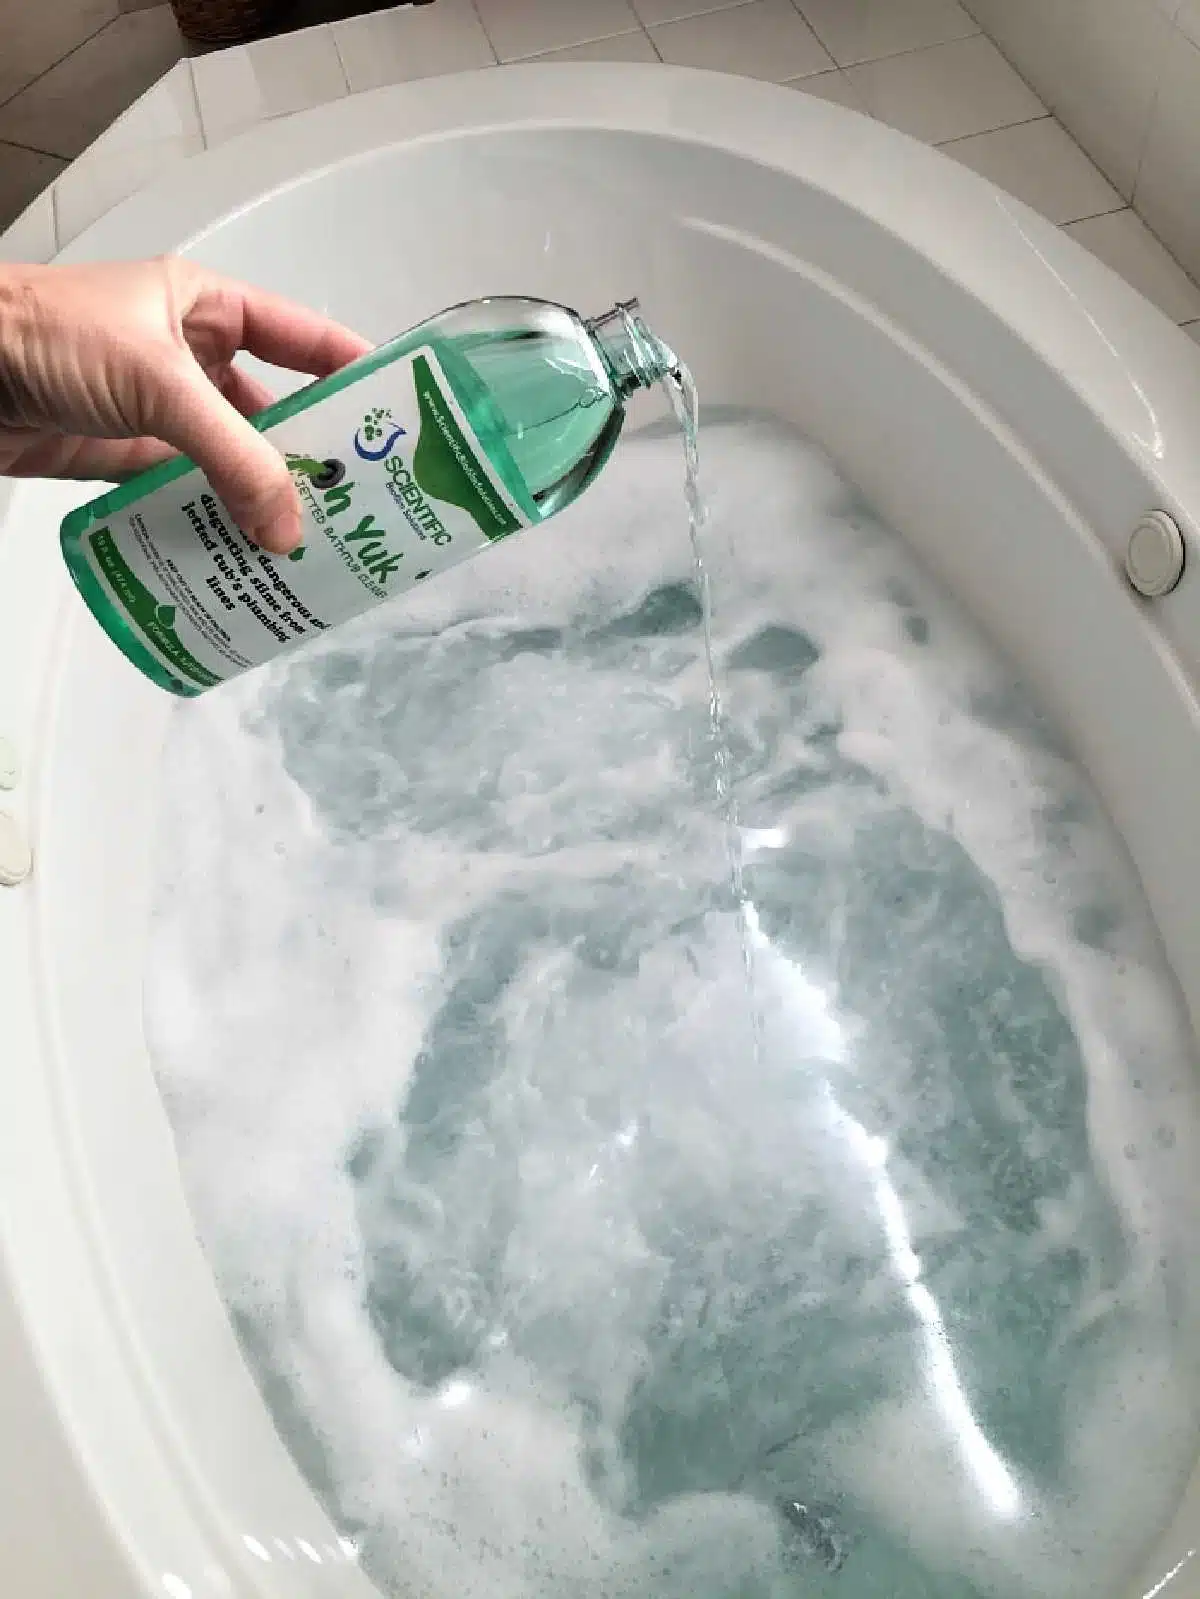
146 418 1200 1599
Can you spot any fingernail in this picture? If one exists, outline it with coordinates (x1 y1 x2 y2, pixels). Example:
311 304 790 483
257 511 302 555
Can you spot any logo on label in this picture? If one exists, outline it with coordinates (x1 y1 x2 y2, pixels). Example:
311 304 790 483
354 405 407 462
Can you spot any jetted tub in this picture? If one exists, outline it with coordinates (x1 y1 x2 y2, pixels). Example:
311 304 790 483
2 63 1200 1599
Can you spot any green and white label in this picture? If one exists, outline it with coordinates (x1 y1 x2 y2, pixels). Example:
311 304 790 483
73 346 530 689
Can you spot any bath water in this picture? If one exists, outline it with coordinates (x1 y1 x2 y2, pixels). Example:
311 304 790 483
145 415 1200 1599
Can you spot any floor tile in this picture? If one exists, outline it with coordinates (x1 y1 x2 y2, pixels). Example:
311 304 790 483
796 0 977 67
0 142 65 234
786 68 867 110
527 29 660 62
844 33 1044 144
650 0 832 81
0 7 184 160
631 0 745 23
192 22 347 145
52 61 202 244
0 0 119 108
473 0 640 61
943 116 1123 225
0 186 57 263
333 0 495 92
1065 208 1200 323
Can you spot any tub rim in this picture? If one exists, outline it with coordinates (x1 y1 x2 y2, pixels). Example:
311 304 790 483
2 62 1200 1599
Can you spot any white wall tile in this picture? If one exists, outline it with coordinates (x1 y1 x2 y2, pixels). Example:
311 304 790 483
192 24 347 148
333 0 496 94
526 30 660 62
845 34 1043 144
51 59 201 244
959 0 1075 109
944 116 1122 224
1047 0 1173 200
1065 207 1200 322
0 143 63 235
0 7 184 160
788 69 867 109
0 184 57 263
631 0 741 22
473 0 641 62
797 0 978 68
650 0 833 82
123 57 199 142
1175 0 1200 46
1134 28 1200 286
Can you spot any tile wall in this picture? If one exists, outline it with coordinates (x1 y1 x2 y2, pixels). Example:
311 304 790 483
1 0 1199 344
0 0 187 226
964 0 1200 287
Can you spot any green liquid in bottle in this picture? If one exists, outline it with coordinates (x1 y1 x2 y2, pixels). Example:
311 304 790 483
59 297 678 696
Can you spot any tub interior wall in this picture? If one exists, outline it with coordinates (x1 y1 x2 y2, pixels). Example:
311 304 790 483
182 130 1200 1018
5 117 1200 1597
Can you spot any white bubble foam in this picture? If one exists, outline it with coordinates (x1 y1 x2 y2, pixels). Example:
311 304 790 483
146 416 1200 1599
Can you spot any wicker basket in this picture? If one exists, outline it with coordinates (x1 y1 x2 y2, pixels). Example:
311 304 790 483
168 0 285 45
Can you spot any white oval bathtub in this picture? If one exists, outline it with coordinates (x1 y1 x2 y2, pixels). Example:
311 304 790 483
2 63 1200 1599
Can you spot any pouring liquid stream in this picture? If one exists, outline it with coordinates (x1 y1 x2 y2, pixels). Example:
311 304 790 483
665 365 763 1059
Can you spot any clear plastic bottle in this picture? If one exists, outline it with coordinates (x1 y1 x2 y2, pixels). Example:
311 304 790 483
60 297 678 696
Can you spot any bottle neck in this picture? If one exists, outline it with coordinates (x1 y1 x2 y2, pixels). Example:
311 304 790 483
588 300 678 401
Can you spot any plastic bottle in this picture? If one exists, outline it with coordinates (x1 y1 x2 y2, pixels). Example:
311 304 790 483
59 297 678 696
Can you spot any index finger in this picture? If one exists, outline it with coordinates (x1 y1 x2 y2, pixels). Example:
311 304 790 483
225 277 373 377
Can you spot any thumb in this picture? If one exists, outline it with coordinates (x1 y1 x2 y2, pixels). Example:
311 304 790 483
153 361 302 553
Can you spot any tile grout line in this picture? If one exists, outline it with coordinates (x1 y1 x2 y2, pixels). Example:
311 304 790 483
0 136 69 163
1093 203 1200 296
507 26 659 63
1129 28 1174 205
639 0 761 28
1056 202 1133 228
957 0 1200 295
468 0 502 63
327 20 351 95
928 111 1059 144
784 0 984 71
935 114 1053 149
0 12 126 117
470 0 501 65
182 55 205 152
328 22 353 94
48 177 62 258
643 6 1003 75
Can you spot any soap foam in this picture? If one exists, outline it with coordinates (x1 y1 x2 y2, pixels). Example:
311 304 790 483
146 417 1200 1599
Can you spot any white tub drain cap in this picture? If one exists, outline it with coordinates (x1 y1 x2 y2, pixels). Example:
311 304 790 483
0 810 32 888
1126 510 1186 598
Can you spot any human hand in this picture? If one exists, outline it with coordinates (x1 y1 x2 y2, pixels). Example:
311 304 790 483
0 256 371 552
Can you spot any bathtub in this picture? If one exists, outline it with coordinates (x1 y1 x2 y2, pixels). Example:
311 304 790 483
2 62 1200 1599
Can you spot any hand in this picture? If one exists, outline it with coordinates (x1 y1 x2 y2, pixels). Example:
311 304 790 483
0 256 371 552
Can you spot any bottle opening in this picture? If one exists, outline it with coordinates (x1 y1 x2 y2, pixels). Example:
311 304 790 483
587 300 679 399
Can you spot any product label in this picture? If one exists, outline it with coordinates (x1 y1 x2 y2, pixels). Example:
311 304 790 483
72 346 531 689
